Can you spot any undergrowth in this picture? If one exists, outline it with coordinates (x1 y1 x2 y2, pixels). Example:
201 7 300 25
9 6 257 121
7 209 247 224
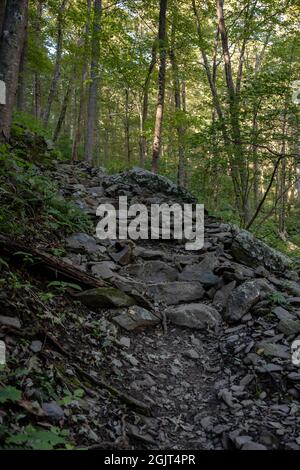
0 144 92 240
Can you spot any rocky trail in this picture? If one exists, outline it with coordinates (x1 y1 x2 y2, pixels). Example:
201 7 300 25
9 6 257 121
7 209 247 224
1 162 300 450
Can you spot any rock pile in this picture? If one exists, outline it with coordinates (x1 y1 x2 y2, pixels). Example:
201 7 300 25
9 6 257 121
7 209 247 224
48 162 300 450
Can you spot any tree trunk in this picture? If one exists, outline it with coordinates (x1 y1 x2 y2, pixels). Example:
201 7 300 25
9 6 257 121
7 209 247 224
16 30 28 111
216 0 250 226
139 41 157 167
33 0 43 120
293 115 300 203
193 0 241 212
0 1 6 35
53 79 72 142
278 106 288 239
0 0 29 142
72 0 92 162
169 20 186 187
151 0 168 173
84 0 102 164
124 88 131 164
43 0 68 128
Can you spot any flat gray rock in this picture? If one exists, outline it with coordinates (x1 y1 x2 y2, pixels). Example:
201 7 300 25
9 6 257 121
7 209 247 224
178 253 220 286
113 306 160 331
165 303 222 330
121 261 178 283
91 261 116 279
241 441 267 450
0 315 21 329
66 233 104 255
257 341 290 359
277 318 300 336
147 281 204 305
42 402 64 421
76 287 135 308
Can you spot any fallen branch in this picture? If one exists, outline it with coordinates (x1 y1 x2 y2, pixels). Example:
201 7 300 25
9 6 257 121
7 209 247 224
0 233 152 309
0 233 107 289
72 363 152 416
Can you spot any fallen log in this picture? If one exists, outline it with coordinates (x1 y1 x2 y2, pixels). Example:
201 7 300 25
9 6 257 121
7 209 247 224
0 233 153 309
0 233 108 289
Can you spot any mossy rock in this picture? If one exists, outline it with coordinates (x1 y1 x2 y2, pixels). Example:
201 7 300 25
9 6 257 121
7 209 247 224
76 287 135 308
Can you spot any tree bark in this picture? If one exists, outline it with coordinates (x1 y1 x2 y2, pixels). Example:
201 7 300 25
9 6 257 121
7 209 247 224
43 0 68 128
151 0 168 173
216 0 251 226
278 106 288 239
16 30 28 111
53 79 72 142
124 88 131 164
293 115 300 203
0 1 6 37
192 0 241 210
139 41 157 167
0 0 29 142
84 0 102 164
169 20 186 187
72 0 92 162
33 0 43 120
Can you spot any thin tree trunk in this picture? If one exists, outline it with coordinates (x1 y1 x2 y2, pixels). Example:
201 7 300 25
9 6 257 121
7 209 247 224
43 0 68 128
34 72 42 119
17 31 28 111
84 0 102 164
293 115 300 203
192 0 241 211
139 41 157 167
0 0 29 142
72 0 92 162
278 107 288 239
151 0 168 173
0 1 6 35
33 0 43 120
169 20 186 187
53 79 72 142
124 88 131 164
216 0 251 226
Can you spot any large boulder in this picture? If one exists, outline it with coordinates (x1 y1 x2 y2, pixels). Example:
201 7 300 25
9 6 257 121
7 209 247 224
105 167 197 203
165 303 222 329
231 227 292 272
224 279 275 323
178 252 220 287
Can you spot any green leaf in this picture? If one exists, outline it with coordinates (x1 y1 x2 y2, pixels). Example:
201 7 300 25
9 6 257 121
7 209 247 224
0 386 22 404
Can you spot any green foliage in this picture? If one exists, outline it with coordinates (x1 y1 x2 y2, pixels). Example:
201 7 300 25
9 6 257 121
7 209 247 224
59 388 84 406
269 292 290 307
0 387 22 404
5 425 70 450
0 149 92 237
13 251 35 265
47 281 83 293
